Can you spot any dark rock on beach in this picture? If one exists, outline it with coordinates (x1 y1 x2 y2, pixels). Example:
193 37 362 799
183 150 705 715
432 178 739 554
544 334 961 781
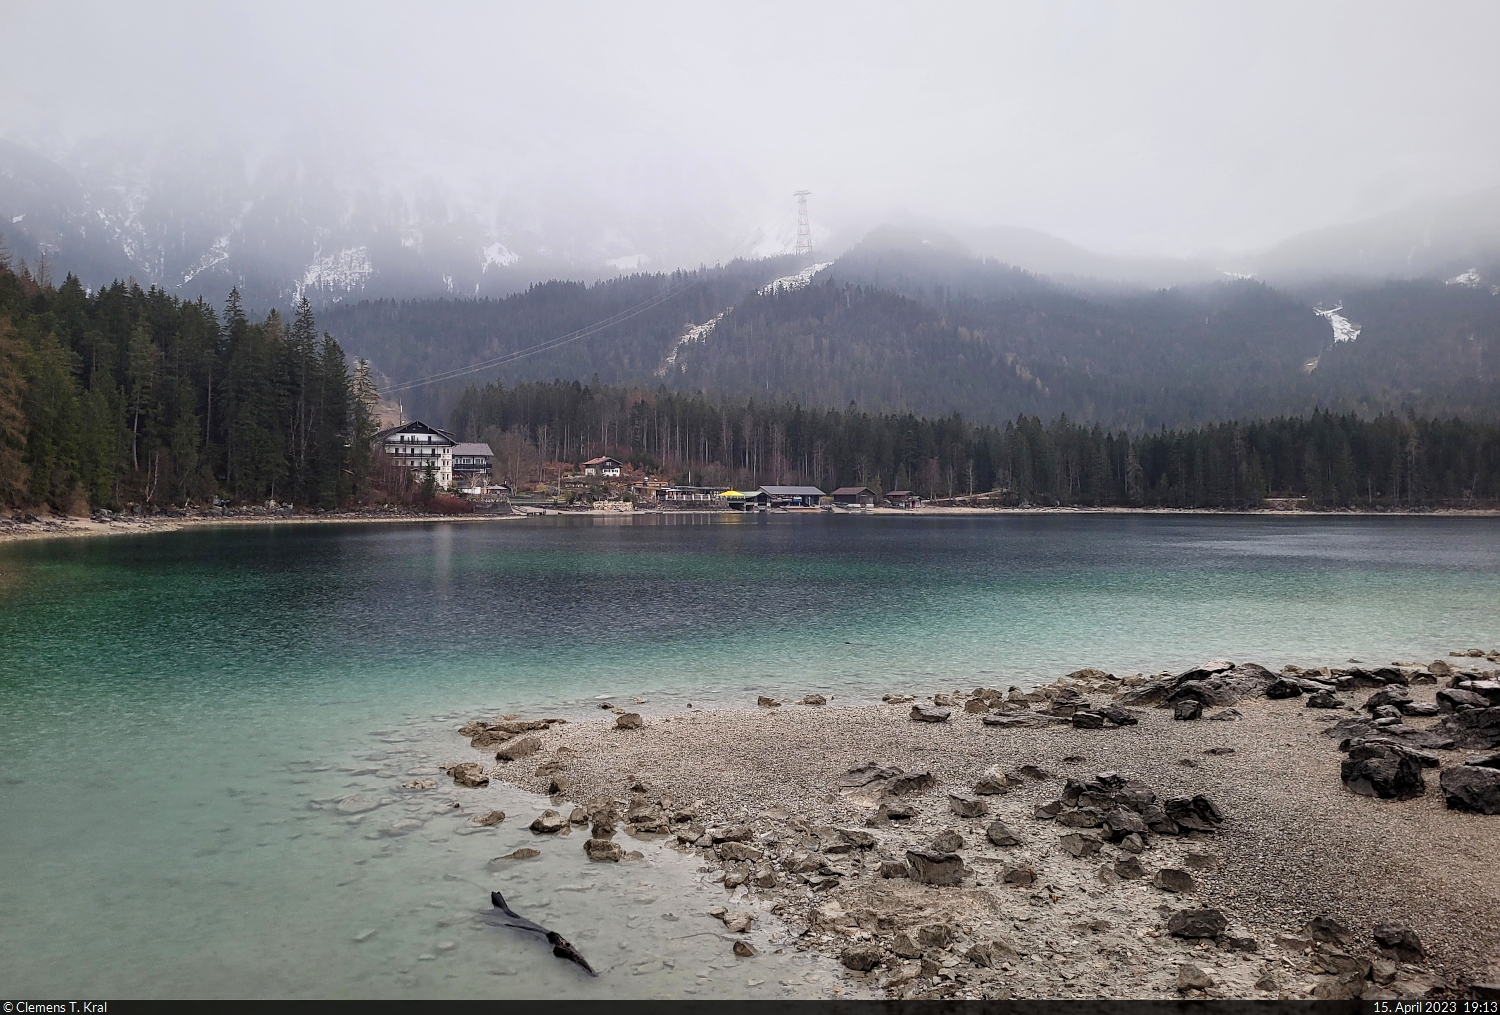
1167 908 1227 938
1340 740 1426 799
1265 678 1304 699
840 942 883 971
1438 764 1500 813
447 761 490 787
910 704 950 723
1154 868 1197 893
1173 700 1203 721
1437 707 1500 749
1365 686 1413 712
1306 690 1341 709
886 770 936 795
1437 688 1489 713
1372 921 1426 962
986 819 1021 846
906 849 964 886
948 792 986 818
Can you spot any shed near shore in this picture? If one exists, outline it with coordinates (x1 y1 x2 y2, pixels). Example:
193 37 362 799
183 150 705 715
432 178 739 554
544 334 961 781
831 486 876 506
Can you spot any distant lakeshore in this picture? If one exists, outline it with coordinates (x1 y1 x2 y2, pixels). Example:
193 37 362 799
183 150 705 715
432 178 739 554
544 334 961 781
3 503 1499 546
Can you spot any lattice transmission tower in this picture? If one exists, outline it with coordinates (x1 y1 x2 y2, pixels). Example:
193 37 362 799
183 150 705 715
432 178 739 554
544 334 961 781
793 190 812 259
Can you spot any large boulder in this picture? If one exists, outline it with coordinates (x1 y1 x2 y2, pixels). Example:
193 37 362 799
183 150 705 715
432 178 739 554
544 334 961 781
839 942 883 971
1438 764 1500 813
1340 741 1426 799
948 792 986 818
1056 807 1105 828
1120 681 1172 706
906 849 964 886
1167 908 1227 938
530 809 568 833
1437 688 1490 712
886 770 936 795
1265 678 1304 699
986 820 1021 846
584 838 624 861
1306 690 1341 709
1173 699 1203 721
447 761 490 787
1058 831 1102 857
1098 704 1140 726
1372 921 1426 962
493 735 543 761
1365 686 1413 712
1457 679 1500 704
1103 806 1149 840
910 704 951 723
1154 868 1197 893
717 841 765 862
972 766 1016 795
1436 707 1500 749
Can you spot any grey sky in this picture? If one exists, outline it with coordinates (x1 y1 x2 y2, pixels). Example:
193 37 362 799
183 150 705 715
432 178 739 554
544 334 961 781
4 0 1497 259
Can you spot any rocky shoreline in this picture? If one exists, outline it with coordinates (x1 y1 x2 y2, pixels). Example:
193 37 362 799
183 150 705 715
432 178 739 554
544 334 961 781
6 504 1499 545
443 651 1500 1000
0 506 523 544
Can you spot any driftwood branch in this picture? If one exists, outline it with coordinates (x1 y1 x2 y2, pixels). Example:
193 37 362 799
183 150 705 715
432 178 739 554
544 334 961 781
486 890 598 976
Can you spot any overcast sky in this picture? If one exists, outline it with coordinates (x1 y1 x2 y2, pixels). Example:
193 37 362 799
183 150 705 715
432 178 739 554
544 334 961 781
4 0 1497 258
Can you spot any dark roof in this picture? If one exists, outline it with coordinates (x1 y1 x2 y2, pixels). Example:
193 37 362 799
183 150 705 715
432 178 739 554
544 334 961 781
759 486 826 497
886 490 915 497
583 456 622 466
374 420 456 444
451 443 493 457
831 487 875 496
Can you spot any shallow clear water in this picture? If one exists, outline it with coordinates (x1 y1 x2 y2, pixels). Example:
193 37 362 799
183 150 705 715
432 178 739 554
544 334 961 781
2 513 1498 996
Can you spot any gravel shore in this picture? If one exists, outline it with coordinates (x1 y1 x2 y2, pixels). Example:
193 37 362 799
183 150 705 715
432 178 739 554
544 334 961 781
458 661 1500 1000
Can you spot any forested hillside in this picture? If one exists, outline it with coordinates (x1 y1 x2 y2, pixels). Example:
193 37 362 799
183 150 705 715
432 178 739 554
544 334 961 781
0 256 380 512
322 237 1500 429
451 379 1500 509
319 256 800 421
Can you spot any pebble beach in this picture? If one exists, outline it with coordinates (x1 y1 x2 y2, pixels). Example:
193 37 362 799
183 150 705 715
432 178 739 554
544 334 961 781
452 655 1500 1000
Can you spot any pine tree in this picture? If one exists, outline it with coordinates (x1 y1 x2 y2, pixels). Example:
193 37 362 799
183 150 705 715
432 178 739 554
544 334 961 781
350 358 379 501
125 322 156 471
0 317 30 502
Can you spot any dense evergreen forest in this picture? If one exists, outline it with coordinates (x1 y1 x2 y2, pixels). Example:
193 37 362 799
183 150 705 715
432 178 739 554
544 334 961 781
0 254 380 512
5 244 1499 514
453 380 1500 509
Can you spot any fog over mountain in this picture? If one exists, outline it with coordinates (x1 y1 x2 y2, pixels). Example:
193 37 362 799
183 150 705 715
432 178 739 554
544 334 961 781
3 1 1498 306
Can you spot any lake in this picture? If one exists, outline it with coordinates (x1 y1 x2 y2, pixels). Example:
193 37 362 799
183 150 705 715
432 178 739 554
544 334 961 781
2 513 1497 996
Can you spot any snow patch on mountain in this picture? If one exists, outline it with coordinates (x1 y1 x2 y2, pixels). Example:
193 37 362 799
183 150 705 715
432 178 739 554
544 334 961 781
656 309 728 376
606 253 648 271
758 262 832 295
182 234 232 285
297 246 374 299
10 213 23 223
482 241 519 270
1446 268 1482 287
1314 303 1361 343
1220 270 1256 280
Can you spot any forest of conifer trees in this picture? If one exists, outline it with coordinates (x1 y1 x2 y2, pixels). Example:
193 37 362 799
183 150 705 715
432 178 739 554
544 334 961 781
0 255 380 513
452 380 1500 509
4 248 1499 515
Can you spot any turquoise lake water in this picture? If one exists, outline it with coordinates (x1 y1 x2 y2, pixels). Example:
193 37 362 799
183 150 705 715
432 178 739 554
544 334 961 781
1 513 1497 996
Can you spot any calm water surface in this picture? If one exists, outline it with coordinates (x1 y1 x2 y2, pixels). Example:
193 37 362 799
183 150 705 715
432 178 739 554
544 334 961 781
1 513 1497 996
